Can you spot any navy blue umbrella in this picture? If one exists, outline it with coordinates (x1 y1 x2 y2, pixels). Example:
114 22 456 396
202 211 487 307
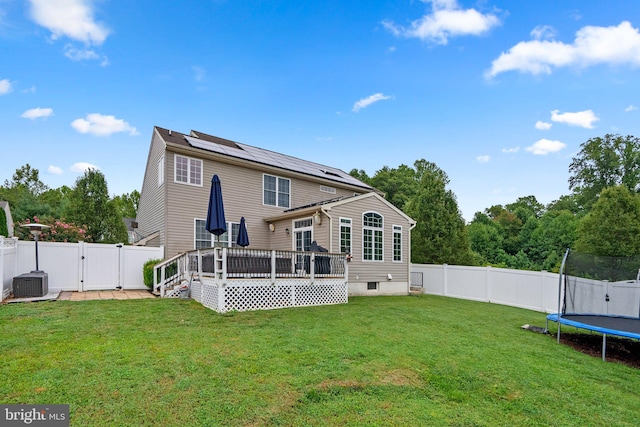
237 216 250 247
205 174 227 236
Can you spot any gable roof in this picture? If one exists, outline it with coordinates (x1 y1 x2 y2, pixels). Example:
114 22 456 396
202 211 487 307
155 126 373 190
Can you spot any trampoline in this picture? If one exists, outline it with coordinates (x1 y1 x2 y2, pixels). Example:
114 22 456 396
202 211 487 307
546 250 640 360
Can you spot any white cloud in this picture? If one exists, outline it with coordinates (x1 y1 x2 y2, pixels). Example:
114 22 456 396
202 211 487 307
63 45 108 65
71 113 139 136
28 0 110 45
486 21 640 78
535 120 552 130
0 79 12 95
551 109 599 128
47 165 63 175
21 107 53 120
70 162 99 173
382 0 500 45
530 25 557 40
625 105 638 112
502 147 520 153
525 139 567 155
476 155 490 163
352 93 392 112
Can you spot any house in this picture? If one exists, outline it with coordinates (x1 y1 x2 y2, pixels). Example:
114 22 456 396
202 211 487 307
136 126 416 296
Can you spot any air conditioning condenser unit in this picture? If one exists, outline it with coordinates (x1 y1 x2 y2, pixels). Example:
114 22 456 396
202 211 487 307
12 272 49 298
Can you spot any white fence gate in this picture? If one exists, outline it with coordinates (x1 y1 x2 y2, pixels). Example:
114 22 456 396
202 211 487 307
3 239 163 295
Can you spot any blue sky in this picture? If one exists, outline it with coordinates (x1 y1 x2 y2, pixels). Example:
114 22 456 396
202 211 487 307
1 0 640 221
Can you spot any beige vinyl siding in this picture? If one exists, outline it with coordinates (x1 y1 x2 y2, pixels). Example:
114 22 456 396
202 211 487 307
328 197 411 284
137 130 167 253
164 150 373 256
165 154 286 256
289 179 356 208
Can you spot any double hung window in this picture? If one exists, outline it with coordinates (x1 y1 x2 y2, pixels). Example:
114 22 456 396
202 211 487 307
175 155 202 186
263 174 290 208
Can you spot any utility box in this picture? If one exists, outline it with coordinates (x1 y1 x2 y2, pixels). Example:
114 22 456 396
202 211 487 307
12 272 49 297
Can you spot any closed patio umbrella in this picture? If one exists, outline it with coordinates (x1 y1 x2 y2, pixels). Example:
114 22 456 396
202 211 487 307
206 174 227 237
237 216 250 247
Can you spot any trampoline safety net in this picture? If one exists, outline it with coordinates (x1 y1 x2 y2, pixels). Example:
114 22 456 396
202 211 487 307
563 251 640 318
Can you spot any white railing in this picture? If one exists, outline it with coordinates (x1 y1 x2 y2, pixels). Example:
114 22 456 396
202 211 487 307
153 247 349 312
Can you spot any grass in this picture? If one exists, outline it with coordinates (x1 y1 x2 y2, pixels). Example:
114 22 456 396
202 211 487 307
1 295 639 426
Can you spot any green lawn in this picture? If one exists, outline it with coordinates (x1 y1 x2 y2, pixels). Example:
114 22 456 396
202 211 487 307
1 295 639 426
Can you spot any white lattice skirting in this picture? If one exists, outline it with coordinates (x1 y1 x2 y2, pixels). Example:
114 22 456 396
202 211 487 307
193 279 348 313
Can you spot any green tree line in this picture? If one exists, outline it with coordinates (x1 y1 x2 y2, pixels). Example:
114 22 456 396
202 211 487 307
352 134 640 270
0 165 138 244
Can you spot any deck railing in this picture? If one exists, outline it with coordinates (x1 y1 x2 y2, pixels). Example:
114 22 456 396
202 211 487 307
154 246 347 297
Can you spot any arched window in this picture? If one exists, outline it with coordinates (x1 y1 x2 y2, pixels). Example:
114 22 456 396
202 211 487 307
363 212 383 261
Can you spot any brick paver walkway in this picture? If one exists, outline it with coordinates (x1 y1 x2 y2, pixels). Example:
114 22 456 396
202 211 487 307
58 290 156 301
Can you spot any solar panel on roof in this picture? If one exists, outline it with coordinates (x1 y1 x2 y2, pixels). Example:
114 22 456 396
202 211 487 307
184 134 370 188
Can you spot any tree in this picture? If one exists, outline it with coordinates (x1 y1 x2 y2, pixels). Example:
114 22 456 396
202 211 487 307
3 163 48 196
575 185 640 256
63 169 128 243
0 207 7 237
467 219 505 265
112 190 140 219
0 164 50 222
526 210 578 270
546 194 582 215
404 161 473 264
568 134 640 210
348 169 371 185
506 195 545 222
368 164 419 211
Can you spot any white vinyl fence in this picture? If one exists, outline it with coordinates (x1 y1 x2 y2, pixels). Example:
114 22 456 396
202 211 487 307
411 263 561 313
1 237 18 300
1 236 163 299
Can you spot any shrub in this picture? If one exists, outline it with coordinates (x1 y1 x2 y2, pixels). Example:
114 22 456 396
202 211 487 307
143 258 162 289
16 216 90 242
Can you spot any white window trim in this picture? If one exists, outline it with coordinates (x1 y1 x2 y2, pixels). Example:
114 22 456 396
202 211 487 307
263 174 291 208
292 217 313 251
158 155 165 187
194 218 239 249
339 217 352 255
174 154 203 187
362 211 384 262
393 224 402 263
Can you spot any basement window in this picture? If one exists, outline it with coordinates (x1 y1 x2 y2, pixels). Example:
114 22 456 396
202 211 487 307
367 282 378 291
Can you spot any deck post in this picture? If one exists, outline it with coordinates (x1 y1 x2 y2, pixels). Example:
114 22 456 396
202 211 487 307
160 265 166 297
221 247 228 283
271 250 276 285
310 253 315 284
